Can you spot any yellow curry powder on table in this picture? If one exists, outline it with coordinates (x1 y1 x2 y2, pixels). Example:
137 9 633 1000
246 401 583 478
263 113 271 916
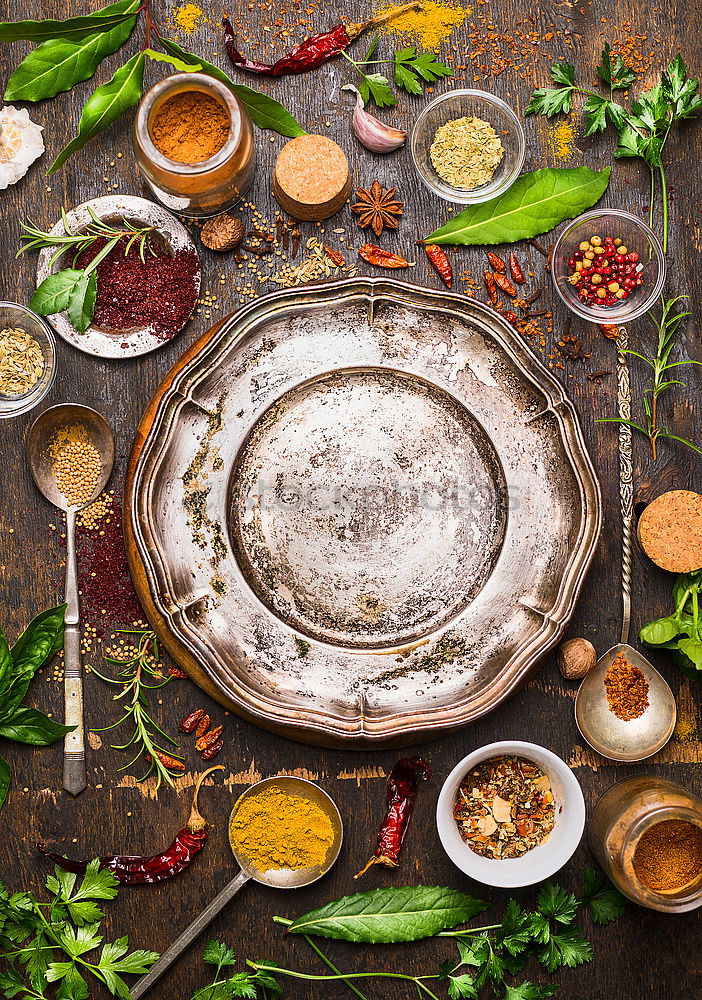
169 3 209 34
375 0 471 49
230 786 335 872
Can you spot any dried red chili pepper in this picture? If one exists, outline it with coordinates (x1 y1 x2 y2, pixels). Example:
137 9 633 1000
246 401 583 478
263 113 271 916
37 767 223 884
147 750 186 772
195 713 211 739
325 246 346 267
168 665 187 679
599 323 620 340
359 244 411 269
483 271 498 305
509 252 526 284
179 709 205 733
486 251 507 274
224 3 419 76
355 756 431 878
424 244 453 288
196 725 224 752
201 738 224 760
494 272 517 296
503 310 519 326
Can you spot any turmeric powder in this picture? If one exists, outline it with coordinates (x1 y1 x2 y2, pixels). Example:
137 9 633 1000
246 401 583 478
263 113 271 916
375 0 470 49
229 785 335 872
633 820 702 894
149 90 230 164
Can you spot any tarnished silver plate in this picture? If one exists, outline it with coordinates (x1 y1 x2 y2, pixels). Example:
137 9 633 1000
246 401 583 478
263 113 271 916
126 278 601 745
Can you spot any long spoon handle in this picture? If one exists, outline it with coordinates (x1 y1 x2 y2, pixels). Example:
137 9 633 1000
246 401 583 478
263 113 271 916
63 508 86 795
131 869 252 999
616 327 633 647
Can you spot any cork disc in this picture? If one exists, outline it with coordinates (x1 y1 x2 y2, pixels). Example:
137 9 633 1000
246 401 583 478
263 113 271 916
272 134 351 221
638 490 702 573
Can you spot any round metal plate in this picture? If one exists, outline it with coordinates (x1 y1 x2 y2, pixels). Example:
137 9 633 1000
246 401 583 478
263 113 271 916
126 278 601 746
36 196 200 359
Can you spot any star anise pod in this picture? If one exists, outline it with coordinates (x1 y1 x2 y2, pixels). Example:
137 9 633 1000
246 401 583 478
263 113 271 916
351 180 403 237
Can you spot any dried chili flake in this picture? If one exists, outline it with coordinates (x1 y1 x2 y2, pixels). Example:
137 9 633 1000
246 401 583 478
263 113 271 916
453 755 555 859
605 652 649 721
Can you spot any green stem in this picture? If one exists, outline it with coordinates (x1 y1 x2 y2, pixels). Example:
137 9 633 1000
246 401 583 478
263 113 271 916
438 923 501 937
649 167 655 234
247 961 440 988
659 163 668 253
304 935 370 1000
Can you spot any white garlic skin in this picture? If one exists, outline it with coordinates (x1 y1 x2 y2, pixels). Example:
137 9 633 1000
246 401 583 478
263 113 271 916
342 85 407 154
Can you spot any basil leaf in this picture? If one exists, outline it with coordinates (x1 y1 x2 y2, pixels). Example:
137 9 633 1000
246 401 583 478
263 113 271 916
1 604 66 719
158 36 306 138
639 616 679 646
424 166 611 246
0 0 136 43
66 271 98 334
144 48 201 72
31 269 86 317
0 630 11 690
0 754 9 811
49 51 145 173
288 886 487 943
4 1 139 102
0 706 72 746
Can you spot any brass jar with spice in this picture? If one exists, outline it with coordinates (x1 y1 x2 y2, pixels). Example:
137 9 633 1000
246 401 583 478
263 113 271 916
590 776 702 912
133 73 255 218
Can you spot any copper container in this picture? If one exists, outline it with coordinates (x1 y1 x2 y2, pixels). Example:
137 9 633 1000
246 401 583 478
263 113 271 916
133 73 255 218
590 776 702 912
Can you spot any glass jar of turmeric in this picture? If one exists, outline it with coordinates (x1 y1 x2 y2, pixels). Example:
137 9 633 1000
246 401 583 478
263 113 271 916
133 73 255 218
590 776 702 912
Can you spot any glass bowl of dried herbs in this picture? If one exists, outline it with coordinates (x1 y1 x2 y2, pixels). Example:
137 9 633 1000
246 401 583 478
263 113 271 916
436 741 585 888
552 209 666 323
410 89 525 204
0 302 56 419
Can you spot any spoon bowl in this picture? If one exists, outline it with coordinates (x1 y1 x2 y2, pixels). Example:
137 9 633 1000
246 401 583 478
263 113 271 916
27 403 115 511
575 643 677 762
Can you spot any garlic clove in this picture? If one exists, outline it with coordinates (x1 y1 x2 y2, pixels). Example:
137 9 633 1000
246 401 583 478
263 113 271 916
342 84 406 154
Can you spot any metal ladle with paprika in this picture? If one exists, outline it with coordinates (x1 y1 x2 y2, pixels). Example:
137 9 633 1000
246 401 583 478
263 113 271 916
130 775 343 999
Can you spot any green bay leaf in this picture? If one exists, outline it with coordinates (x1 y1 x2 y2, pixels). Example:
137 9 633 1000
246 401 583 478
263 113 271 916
288 885 487 943
4 0 139 102
66 270 97 334
49 51 145 173
424 166 611 246
158 36 306 138
0 0 136 43
30 269 86 315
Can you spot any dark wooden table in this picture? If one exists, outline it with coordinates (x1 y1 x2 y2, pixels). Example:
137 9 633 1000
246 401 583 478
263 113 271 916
1 1 702 997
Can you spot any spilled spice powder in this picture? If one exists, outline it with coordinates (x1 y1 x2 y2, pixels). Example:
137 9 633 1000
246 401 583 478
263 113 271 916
633 820 702 894
604 651 649 721
170 2 208 34
376 0 471 48
150 90 230 164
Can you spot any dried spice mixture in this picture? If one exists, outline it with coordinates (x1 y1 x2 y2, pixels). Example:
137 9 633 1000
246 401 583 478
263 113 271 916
454 755 555 858
605 651 650 721
430 116 504 190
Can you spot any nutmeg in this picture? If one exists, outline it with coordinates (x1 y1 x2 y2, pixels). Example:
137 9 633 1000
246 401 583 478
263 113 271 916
200 212 244 251
556 637 597 679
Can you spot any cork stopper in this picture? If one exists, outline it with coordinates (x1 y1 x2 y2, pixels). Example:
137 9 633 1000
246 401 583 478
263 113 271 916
272 134 351 221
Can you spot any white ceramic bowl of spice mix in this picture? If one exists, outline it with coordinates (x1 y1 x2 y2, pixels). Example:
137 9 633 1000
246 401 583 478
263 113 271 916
437 741 585 888
411 90 525 204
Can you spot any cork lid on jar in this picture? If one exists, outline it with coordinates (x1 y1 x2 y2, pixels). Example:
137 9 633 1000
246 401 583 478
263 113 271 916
638 489 702 573
272 134 351 221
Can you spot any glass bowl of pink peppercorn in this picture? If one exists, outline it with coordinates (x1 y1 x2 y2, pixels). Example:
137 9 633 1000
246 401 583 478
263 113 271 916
552 209 666 324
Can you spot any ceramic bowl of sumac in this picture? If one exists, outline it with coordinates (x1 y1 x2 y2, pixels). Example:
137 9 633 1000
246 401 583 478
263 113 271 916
436 741 585 888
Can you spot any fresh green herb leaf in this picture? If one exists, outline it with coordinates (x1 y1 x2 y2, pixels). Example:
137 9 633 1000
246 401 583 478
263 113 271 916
357 34 379 105
363 71 397 109
203 941 238 968
3 0 138 102
65 270 97 334
504 982 558 1000
447 973 479 999
0 754 10 812
596 42 636 91
535 884 578 926
30 269 86 316
496 899 533 955
393 46 452 95
538 926 592 972
581 869 629 925
0 706 72 745
49 51 145 173
424 166 611 245
0 1 136 43
157 37 306 137
288 886 487 943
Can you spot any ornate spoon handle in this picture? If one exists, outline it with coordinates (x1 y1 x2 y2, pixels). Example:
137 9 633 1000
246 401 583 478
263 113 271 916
616 327 633 647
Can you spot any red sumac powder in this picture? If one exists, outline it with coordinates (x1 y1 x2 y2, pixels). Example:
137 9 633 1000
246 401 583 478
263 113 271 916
75 237 199 340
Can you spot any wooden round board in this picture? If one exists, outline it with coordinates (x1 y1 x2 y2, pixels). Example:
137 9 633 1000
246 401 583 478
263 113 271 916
125 277 601 747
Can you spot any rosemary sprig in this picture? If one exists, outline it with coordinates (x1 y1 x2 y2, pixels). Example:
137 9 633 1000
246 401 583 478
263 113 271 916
17 205 157 270
90 628 184 791
598 296 702 460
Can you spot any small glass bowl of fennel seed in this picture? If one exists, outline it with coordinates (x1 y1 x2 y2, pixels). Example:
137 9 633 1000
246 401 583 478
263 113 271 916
411 90 525 205
0 302 56 419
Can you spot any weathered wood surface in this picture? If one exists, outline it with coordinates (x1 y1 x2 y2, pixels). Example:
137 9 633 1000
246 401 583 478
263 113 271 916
1 0 702 997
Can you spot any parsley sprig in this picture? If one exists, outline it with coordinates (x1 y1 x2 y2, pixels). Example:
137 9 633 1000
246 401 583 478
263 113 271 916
342 36 452 108
0 860 158 999
189 874 627 1000
527 47 702 251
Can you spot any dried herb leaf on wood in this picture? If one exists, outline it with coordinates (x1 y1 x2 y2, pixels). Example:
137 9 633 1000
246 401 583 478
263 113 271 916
424 166 611 246
4 0 139 102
